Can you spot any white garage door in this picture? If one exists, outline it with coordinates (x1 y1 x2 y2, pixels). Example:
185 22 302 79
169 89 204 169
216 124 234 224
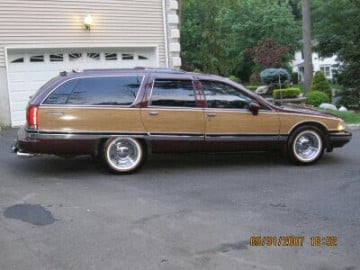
7 47 157 127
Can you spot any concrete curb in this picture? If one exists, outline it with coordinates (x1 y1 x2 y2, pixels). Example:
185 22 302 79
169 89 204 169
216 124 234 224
347 124 360 131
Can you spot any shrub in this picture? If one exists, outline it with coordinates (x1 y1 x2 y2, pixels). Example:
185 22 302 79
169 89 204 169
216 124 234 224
260 68 290 86
273 88 301 99
246 85 258 91
228 75 240 83
310 71 332 98
306 91 330 107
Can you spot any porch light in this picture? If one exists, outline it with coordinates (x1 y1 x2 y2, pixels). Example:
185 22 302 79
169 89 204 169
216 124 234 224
84 15 93 31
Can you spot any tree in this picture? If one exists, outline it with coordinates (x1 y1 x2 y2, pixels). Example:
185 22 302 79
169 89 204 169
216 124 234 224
310 71 332 98
247 39 289 70
302 0 313 94
180 0 301 81
312 0 360 108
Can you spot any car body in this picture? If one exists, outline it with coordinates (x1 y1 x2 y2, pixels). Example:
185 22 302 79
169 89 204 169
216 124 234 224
15 68 352 173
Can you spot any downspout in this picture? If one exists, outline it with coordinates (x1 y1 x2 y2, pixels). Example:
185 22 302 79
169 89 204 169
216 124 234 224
162 0 170 68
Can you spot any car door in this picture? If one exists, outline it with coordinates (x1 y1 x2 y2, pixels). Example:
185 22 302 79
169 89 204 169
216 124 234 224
140 75 205 142
201 80 280 141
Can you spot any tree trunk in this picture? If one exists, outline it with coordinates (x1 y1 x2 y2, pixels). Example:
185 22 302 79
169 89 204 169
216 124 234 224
302 0 313 94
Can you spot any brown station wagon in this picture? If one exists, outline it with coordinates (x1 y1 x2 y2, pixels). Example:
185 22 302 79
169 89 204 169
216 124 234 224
14 68 352 173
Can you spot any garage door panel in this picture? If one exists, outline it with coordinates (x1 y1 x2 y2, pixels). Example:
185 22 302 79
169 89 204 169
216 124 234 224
9 91 33 102
7 47 157 127
10 109 27 124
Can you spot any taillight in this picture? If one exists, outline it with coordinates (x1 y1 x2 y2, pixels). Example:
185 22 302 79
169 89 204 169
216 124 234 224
27 106 39 129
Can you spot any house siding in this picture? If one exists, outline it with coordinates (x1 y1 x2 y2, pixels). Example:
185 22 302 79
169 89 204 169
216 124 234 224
0 0 181 126
0 0 167 67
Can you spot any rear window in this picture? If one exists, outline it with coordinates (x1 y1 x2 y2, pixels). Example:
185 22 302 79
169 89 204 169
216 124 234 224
44 76 143 106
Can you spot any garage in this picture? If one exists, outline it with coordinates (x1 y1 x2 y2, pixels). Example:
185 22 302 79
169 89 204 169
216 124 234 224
7 47 158 127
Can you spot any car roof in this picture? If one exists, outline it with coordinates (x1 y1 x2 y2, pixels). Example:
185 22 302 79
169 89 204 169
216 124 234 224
58 68 223 80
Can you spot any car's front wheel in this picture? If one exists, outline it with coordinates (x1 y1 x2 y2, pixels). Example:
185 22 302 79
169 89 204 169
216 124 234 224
103 137 145 173
288 125 325 165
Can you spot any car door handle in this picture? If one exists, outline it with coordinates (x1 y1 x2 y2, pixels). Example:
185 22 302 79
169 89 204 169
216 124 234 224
207 113 217 118
148 111 159 116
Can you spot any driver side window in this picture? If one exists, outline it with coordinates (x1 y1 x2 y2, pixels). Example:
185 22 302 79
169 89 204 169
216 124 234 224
201 80 255 109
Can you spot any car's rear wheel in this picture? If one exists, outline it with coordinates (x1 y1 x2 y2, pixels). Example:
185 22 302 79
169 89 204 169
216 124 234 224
288 125 325 164
103 137 144 173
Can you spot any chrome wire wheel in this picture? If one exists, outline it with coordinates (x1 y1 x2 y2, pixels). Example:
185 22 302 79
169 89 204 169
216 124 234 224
292 130 323 163
104 137 143 173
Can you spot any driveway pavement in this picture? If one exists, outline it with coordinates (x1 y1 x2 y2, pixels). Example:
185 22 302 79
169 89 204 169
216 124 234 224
0 128 359 270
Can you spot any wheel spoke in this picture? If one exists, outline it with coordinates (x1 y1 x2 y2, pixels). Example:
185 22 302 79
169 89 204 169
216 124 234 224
105 138 143 172
292 129 322 163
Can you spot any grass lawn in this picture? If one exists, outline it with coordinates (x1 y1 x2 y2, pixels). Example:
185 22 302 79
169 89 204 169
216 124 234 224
324 110 360 124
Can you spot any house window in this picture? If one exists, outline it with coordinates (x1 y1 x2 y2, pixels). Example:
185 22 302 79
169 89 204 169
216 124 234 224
69 53 82 61
122 54 134 60
87 53 100 61
30 55 44 62
320 66 331 78
50 54 64 62
105 53 118 61
11 58 24 63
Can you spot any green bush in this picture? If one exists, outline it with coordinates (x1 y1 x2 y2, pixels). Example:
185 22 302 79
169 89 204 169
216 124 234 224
310 71 332 98
246 85 258 91
228 75 240 83
273 88 301 99
306 91 330 107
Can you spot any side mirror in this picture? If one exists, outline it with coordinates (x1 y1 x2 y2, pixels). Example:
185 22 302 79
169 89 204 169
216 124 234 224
249 103 260 116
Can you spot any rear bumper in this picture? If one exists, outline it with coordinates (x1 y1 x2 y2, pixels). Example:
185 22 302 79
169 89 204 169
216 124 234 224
328 130 352 149
15 126 98 155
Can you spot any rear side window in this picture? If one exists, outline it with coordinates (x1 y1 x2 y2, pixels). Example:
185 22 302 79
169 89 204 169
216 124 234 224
44 76 142 106
44 79 78 104
150 79 196 107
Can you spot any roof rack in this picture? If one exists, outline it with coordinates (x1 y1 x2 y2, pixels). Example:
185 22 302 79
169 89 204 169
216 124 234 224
152 68 185 74
82 67 186 74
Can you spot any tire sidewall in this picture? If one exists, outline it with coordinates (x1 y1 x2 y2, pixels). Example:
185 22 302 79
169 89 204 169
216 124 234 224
288 125 325 165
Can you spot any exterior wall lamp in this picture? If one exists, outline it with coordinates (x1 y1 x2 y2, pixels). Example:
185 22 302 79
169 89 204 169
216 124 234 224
84 15 93 31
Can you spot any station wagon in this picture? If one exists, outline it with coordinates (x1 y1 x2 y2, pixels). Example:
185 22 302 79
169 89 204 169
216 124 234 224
14 68 352 173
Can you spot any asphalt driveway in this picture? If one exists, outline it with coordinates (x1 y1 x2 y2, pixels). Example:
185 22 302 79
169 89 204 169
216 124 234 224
0 128 359 270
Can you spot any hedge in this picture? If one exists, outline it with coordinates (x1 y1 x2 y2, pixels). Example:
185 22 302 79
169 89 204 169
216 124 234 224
246 85 258 91
273 88 301 99
306 91 330 107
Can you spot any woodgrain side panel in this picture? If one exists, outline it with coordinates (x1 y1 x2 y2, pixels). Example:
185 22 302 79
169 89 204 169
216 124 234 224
205 110 280 135
38 107 144 132
140 108 204 134
279 113 340 133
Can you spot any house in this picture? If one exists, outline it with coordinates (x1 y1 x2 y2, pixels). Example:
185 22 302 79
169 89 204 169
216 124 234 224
291 51 339 83
0 0 181 127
